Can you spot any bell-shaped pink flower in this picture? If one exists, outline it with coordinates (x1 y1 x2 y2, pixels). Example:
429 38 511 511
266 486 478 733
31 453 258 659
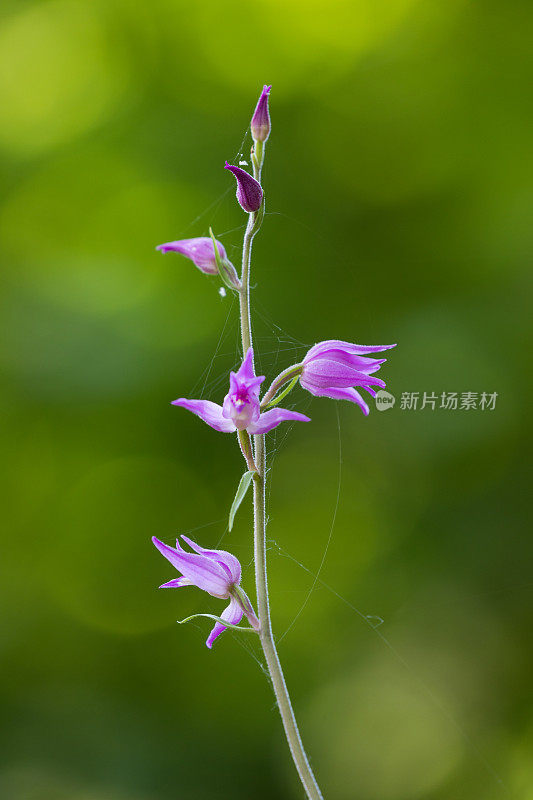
300 340 396 416
251 85 271 143
224 162 263 213
172 348 310 434
152 535 259 648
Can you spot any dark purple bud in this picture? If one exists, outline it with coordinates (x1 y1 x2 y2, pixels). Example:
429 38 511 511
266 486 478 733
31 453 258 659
251 85 271 143
224 162 263 213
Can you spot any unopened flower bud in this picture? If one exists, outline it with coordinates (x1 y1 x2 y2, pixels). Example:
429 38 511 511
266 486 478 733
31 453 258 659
251 85 271 143
224 162 263 213
156 236 240 290
156 237 226 275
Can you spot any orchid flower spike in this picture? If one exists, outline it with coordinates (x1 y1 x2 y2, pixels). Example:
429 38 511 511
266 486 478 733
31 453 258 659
299 340 397 416
224 162 263 213
172 348 310 434
152 535 259 648
251 85 271 143
156 237 240 289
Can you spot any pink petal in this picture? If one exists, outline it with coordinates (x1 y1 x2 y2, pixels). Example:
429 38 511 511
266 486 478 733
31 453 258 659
300 382 370 415
171 399 236 433
307 349 386 375
155 237 226 274
301 358 386 389
248 407 311 434
206 596 244 649
180 535 241 584
306 340 396 359
236 348 259 383
159 577 192 589
152 537 230 597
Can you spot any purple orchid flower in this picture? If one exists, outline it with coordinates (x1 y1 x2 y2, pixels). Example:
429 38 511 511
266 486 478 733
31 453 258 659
156 237 226 274
224 162 263 213
152 535 259 648
156 236 240 289
172 348 310 434
299 340 397 416
251 85 271 143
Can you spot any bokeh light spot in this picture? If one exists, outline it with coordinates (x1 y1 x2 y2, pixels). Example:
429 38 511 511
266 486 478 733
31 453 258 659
0 1 131 156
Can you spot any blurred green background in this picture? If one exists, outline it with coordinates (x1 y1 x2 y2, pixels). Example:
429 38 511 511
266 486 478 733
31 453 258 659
1 0 531 798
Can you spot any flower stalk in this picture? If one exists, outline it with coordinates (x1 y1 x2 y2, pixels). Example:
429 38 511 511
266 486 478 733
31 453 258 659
237 429 258 473
153 85 396 799
238 110 325 800
261 364 303 408
252 449 323 800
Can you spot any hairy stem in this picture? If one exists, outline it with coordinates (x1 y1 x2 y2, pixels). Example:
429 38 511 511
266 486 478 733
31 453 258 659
252 441 324 800
239 211 255 354
237 147 324 800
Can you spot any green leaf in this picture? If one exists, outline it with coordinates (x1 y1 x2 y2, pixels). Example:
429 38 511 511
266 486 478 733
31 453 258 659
229 470 254 531
177 613 257 633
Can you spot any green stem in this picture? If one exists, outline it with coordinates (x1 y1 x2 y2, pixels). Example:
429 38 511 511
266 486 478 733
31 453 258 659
237 429 258 473
263 374 299 409
239 212 255 354
252 443 324 800
237 142 324 800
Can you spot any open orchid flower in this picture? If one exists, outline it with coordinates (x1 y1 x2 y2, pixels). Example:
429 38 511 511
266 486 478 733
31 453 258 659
172 348 310 435
152 535 259 648
299 340 396 416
